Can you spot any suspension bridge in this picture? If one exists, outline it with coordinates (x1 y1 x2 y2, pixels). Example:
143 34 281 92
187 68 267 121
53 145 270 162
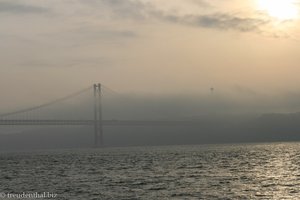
0 84 199 147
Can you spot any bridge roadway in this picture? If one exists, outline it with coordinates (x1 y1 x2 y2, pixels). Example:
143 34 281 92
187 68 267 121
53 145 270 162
0 119 202 126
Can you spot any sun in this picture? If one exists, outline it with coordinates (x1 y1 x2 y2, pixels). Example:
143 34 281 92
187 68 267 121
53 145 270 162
257 0 299 20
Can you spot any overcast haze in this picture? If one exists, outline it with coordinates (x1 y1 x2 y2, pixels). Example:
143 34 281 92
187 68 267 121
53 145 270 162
1 0 300 112
2 0 300 149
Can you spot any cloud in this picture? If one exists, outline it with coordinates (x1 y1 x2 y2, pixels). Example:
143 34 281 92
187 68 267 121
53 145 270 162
19 56 114 68
72 29 138 40
187 13 269 32
0 1 49 14
150 10 270 33
39 27 138 48
78 0 284 36
187 0 211 8
79 0 147 20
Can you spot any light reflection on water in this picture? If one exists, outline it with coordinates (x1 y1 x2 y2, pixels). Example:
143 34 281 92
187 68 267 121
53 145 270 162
1 143 300 199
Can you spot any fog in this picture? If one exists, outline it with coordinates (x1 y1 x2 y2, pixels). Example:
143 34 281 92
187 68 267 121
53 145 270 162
2 0 300 150
1 91 300 150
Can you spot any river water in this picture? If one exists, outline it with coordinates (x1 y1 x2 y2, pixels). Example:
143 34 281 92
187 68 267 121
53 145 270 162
1 143 300 199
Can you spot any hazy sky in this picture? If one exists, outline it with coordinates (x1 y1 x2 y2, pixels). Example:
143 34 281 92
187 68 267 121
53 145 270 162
1 0 300 113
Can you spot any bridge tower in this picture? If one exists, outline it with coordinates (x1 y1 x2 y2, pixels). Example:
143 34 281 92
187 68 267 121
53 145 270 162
93 83 103 147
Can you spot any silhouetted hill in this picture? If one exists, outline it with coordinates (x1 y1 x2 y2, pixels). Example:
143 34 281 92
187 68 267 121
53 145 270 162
249 112 300 141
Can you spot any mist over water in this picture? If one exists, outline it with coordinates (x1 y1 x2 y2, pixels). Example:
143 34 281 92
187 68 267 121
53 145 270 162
2 89 300 150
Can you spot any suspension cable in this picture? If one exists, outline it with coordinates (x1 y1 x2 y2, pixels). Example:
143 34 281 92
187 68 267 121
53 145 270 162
0 85 92 118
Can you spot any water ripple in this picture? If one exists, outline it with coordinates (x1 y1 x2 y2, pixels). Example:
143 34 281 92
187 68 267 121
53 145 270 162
1 143 300 199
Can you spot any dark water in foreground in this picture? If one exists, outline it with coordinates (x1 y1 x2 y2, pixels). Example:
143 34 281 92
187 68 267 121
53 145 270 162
1 143 300 199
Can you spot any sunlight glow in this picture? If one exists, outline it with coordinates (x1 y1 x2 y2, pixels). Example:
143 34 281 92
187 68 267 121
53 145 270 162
257 0 299 20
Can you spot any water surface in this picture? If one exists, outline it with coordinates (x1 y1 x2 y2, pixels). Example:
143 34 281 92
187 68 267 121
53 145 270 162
1 143 300 199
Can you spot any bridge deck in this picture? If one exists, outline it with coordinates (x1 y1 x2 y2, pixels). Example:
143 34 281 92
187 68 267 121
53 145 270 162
0 120 202 126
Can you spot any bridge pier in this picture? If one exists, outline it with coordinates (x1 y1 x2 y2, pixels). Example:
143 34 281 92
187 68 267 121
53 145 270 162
94 83 103 147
